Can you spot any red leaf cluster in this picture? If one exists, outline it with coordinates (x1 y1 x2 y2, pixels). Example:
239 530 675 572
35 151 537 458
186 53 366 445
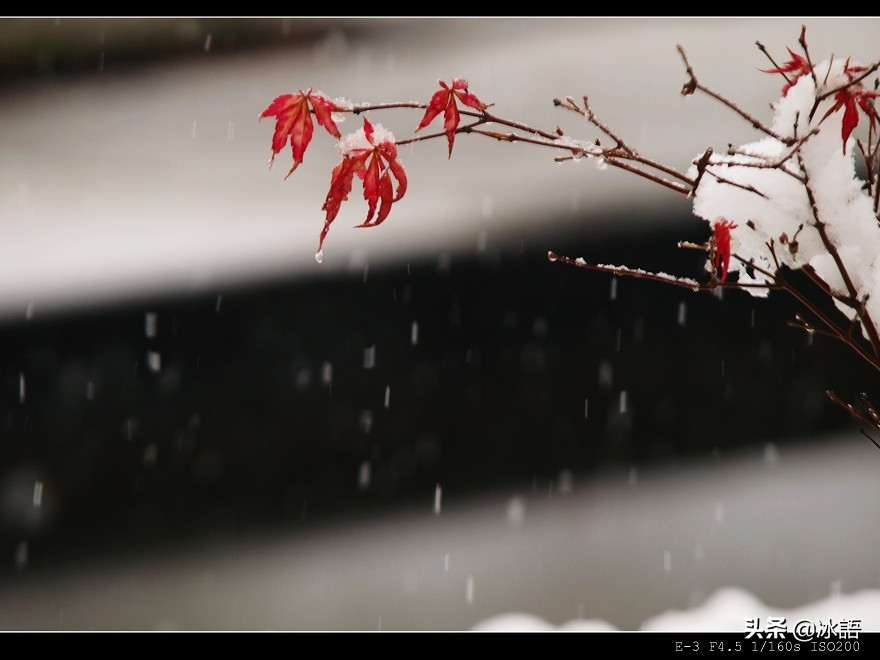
819 61 880 154
260 80 492 259
416 78 488 157
762 48 812 97
319 117 407 256
259 89 342 178
764 49 879 154
713 219 737 283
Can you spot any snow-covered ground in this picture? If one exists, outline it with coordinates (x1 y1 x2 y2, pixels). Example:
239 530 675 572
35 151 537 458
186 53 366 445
2 18 880 632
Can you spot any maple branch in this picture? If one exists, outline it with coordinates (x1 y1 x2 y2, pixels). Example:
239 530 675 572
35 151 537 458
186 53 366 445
350 101 563 142
756 39 791 87
349 101 427 113
857 133 879 218
710 156 806 184
826 390 880 440
787 314 836 340
815 61 880 106
554 96 695 187
578 155 692 196
702 168 769 198
780 279 880 372
797 150 880 357
875 162 880 219
550 239 880 375
867 122 880 218
475 109 563 141
800 263 852 309
548 248 779 294
465 126 574 150
756 231 880 373
262 32 880 448
547 252 703 291
558 95 634 151
730 248 801 290
395 120 486 147
826 390 875 426
677 44 793 145
715 127 819 185
861 428 880 451
798 24 822 102
768 257 880 373
400 121 693 198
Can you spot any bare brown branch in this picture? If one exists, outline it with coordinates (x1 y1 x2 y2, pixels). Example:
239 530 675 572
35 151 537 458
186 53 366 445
677 44 793 144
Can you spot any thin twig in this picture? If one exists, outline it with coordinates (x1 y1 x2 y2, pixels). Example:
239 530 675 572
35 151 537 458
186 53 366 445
555 96 695 187
826 390 880 442
548 252 703 291
706 156 806 185
677 44 793 144
703 169 769 198
755 40 791 87
861 428 880 451
594 157 692 196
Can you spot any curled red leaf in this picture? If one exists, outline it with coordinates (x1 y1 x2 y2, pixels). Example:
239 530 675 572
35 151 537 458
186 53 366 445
713 219 737 283
318 117 407 255
819 83 879 154
416 78 488 158
259 89 343 179
762 48 812 96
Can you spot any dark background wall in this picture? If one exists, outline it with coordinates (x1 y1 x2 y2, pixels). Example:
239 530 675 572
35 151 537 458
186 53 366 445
0 217 866 575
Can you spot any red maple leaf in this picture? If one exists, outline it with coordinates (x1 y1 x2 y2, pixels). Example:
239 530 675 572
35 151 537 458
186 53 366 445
762 48 812 96
318 117 407 256
819 83 880 155
259 89 342 178
415 78 488 158
713 219 737 283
